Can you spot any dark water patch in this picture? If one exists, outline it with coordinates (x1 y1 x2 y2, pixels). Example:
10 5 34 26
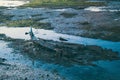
0 6 7 9
60 12 77 18
31 14 42 17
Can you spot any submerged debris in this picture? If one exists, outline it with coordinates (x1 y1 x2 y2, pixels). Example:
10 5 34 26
8 39 120 66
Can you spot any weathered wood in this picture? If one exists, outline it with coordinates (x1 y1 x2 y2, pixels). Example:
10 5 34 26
28 27 79 51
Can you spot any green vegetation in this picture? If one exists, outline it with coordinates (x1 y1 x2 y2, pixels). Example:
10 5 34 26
0 11 52 29
24 0 106 7
6 19 34 27
6 19 53 29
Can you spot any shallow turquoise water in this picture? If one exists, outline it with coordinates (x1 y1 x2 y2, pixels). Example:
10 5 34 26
0 40 120 80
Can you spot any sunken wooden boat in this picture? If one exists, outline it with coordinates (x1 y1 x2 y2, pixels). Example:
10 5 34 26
27 27 81 51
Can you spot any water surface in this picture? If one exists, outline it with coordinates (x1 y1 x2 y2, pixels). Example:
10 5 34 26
1 40 120 80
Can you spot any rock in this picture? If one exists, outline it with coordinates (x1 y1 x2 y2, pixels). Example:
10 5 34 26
0 58 6 63
25 77 27 80
25 32 29 35
0 34 7 40
59 37 68 41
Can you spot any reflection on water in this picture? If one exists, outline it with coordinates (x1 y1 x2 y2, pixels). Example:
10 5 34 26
0 27 30 40
0 26 120 53
85 6 104 12
85 1 120 12
85 6 120 12
0 0 29 7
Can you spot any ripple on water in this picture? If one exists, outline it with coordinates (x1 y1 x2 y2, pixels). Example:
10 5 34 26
84 6 120 12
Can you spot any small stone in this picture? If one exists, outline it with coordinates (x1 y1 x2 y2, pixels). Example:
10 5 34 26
25 77 27 80
59 37 68 41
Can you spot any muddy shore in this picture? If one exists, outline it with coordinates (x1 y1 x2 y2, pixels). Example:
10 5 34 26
0 62 63 80
0 39 64 80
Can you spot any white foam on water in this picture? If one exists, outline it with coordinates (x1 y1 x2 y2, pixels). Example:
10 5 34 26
85 6 120 12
